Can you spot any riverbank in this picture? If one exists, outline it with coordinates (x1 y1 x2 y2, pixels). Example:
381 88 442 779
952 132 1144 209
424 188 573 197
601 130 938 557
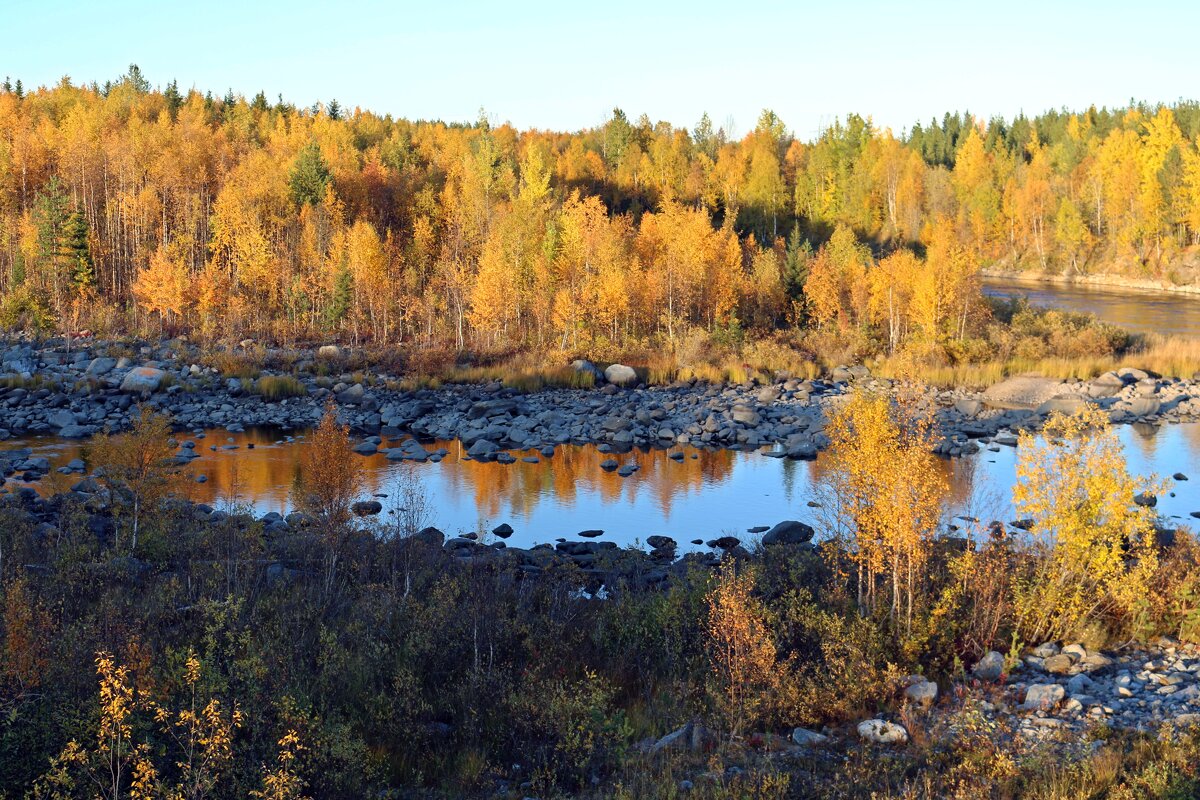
2 340 1200 479
983 268 1200 297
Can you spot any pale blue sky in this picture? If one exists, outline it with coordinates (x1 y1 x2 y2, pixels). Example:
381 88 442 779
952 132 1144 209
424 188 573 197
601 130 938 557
5 0 1199 138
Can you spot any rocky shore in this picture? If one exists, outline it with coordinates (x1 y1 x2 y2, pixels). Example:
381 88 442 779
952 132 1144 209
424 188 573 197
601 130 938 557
2 341 1199 477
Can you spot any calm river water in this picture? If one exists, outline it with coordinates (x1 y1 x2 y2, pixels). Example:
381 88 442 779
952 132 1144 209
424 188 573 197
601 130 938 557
6 423 1199 550
982 276 1200 337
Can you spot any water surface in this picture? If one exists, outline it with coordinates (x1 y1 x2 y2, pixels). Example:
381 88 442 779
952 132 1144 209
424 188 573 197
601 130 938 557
7 424 1198 550
982 276 1200 338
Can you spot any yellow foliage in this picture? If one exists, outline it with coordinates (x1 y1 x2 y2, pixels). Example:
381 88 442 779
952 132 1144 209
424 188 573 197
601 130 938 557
1012 407 1165 642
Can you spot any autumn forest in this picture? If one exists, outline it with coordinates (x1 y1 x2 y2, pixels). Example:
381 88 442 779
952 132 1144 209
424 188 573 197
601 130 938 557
4 67 1200 358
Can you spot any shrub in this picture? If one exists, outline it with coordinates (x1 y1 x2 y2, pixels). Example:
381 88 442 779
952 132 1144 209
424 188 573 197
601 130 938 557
254 375 308 399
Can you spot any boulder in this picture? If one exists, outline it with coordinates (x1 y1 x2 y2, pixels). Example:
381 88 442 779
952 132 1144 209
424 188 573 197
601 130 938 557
904 679 938 709
351 500 383 516
761 520 815 546
85 357 117 376
1036 395 1087 416
856 719 908 744
954 398 983 416
791 727 829 747
604 363 639 387
1126 397 1162 417
982 376 1067 410
492 523 514 538
120 367 166 393
1022 683 1065 711
317 345 341 360
1042 654 1075 675
972 650 1005 682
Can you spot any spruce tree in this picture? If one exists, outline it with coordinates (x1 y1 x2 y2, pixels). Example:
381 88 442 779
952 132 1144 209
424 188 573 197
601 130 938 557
288 142 331 207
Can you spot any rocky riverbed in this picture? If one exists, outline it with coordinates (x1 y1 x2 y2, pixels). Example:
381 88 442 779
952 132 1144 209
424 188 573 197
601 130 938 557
2 340 1199 477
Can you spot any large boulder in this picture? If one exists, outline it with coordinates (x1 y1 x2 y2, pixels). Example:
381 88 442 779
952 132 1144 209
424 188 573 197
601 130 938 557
1022 683 1065 711
904 678 938 709
1036 395 1087 415
761 520 815 546
317 345 341 360
604 363 638 387
972 650 1005 682
857 719 908 744
120 367 166 393
85 357 117 376
982 376 1068 410
351 500 383 516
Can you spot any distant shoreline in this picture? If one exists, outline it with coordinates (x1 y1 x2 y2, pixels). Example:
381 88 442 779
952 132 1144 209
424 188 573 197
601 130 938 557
981 269 1200 298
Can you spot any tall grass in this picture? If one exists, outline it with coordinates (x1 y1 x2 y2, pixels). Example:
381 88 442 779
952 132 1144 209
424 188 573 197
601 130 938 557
251 375 309 399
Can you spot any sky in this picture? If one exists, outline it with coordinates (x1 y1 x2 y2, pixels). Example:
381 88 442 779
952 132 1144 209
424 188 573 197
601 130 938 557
5 0 1200 140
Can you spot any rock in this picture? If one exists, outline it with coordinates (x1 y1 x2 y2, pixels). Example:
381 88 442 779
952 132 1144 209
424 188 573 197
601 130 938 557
791 727 829 747
578 529 604 538
761 520 815 546
1043 654 1075 675
856 719 908 744
467 439 499 458
120 367 166 393
351 500 382 516
982 376 1067 410
1126 397 1162 417
1022 683 1065 711
603 363 638 387
954 398 983 416
571 359 604 381
731 406 761 425
85 357 117 376
1134 492 1157 508
317 345 341 359
973 651 1006 682
1037 395 1087 415
1061 643 1087 661
1032 642 1060 658
413 527 445 547
48 409 77 428
1066 674 1095 696
492 523 514 538
904 679 938 709
649 722 716 754
1174 473 1189 481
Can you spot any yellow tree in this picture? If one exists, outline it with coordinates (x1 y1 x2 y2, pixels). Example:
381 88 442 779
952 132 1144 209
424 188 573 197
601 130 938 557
1012 407 1164 642
706 563 779 739
88 408 183 552
822 387 947 632
298 403 364 597
133 245 190 328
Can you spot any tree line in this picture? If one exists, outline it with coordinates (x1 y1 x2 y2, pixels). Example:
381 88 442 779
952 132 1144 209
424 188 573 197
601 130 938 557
3 66 1200 353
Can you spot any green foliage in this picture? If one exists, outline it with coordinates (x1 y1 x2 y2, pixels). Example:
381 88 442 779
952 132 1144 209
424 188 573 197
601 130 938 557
288 141 331 207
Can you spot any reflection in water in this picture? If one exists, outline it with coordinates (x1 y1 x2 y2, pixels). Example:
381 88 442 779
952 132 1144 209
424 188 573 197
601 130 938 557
981 276 1200 338
3 424 1198 550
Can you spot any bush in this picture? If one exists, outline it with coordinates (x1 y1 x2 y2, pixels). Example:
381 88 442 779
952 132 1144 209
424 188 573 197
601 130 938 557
254 375 308 399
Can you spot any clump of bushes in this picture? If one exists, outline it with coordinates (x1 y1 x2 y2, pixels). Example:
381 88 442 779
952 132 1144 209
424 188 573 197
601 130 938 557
252 374 308 399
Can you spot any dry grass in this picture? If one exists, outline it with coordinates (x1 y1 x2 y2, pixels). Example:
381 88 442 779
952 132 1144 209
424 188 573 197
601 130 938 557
878 333 1200 389
252 375 308 399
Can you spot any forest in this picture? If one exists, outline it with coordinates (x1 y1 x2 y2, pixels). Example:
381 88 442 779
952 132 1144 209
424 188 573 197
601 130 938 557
3 66 1200 362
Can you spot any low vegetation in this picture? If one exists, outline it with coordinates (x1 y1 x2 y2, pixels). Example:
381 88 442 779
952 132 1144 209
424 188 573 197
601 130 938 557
2 402 1198 798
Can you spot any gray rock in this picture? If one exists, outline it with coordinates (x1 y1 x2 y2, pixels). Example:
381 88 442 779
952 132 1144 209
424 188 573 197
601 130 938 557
761 520 815 546
604 363 638 387
119 367 166 393
85 357 117 376
904 679 938 709
492 523 514 538
351 500 382 516
973 651 1005 682
791 727 829 747
1022 683 1065 711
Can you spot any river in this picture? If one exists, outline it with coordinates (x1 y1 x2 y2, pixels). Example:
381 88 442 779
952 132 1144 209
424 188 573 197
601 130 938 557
982 276 1200 338
6 423 1198 550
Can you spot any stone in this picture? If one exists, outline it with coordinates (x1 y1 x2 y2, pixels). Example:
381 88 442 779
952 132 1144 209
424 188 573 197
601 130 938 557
982 376 1067 410
84 357 117 376
351 500 383 516
761 520 815 546
578 529 604 538
954 398 983 416
1022 683 1065 711
1037 395 1087 415
603 363 639 387
791 727 829 747
120 367 166 393
1043 654 1075 675
317 345 341 359
904 679 938 709
467 439 499 458
1032 642 1060 658
973 651 1006 682
1134 491 1157 508
857 719 908 744
492 523 514 538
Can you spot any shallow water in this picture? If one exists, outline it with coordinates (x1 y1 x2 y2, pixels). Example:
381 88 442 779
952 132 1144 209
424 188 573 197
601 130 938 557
6 423 1199 550
982 277 1200 337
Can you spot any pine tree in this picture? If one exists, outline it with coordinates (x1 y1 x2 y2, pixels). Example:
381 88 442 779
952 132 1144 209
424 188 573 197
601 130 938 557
326 266 353 327
64 210 94 293
288 142 332 207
